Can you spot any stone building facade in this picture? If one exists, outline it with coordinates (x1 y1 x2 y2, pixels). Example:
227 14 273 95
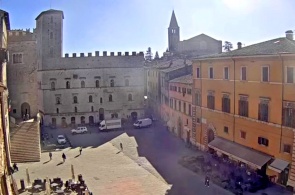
7 9 145 127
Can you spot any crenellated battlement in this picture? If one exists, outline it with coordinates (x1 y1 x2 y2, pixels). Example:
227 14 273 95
63 51 144 58
8 29 36 42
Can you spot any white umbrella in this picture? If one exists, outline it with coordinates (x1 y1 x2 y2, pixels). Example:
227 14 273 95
26 168 31 187
45 177 51 195
71 164 75 181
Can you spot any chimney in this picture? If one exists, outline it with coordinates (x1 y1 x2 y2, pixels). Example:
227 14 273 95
286 30 293 40
237 42 242 49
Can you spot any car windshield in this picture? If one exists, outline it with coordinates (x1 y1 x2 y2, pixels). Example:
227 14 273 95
58 136 64 139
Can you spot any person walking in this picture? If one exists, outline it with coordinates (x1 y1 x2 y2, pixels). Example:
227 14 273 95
13 163 18 172
205 175 210 187
49 152 52 160
79 147 82 155
120 143 123 151
62 153 66 163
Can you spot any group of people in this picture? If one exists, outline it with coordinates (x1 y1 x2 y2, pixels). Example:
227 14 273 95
48 147 82 162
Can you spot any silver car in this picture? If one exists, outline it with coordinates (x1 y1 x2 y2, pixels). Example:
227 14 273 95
57 135 66 144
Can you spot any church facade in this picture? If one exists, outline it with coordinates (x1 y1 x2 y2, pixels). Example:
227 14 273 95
7 9 145 127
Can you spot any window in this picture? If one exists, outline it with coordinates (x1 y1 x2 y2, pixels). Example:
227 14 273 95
241 67 247 81
240 131 246 139
262 66 269 82
287 67 294 83
222 95 230 113
189 104 191 116
81 81 85 88
13 109 16 114
195 92 201 106
66 81 70 89
196 67 200 78
282 103 295 128
187 89 192 95
207 93 215 110
51 82 55 90
91 106 94 112
179 101 181 111
125 79 129 86
224 126 228 134
258 100 269 122
224 67 229 80
283 144 291 153
56 108 59 113
100 97 103 104
96 80 100 87
110 79 114 87
258 137 269 146
56 97 61 104
128 94 132 101
174 99 177 109
73 96 78 103
178 87 181 92
239 97 248 117
89 95 93 103
209 67 213 79
12 53 23 64
109 94 113 102
74 107 77 113
183 102 186 114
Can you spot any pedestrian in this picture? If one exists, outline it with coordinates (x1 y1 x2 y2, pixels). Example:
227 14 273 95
49 152 52 160
79 147 82 155
13 163 18 172
120 143 123 151
62 153 66 163
205 175 210 187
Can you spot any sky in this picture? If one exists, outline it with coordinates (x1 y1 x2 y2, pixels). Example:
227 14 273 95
1 0 295 57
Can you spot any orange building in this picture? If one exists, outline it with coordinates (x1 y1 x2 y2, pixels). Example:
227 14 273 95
167 75 192 142
192 31 295 187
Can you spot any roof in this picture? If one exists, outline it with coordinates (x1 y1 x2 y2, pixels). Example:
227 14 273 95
169 74 192 84
169 10 179 28
269 159 289 173
36 9 64 20
160 59 192 73
194 37 295 60
0 10 10 30
208 137 272 169
183 33 221 43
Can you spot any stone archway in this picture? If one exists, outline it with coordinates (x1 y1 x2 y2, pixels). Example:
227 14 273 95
99 108 104 121
21 102 30 118
204 123 217 148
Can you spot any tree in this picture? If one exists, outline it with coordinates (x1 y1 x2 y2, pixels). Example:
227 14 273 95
145 47 153 61
223 41 233 52
154 51 159 60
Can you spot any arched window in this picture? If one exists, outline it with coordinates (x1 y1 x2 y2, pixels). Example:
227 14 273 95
81 80 85 88
125 79 129 86
110 79 114 87
74 107 77 113
73 96 78 103
66 81 70 89
56 108 59 113
128 94 132 101
56 97 61 104
95 80 100 88
51 82 55 90
89 95 93 102
109 94 113 102
100 97 103 104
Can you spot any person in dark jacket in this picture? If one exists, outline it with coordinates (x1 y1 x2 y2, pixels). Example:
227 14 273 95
79 147 82 155
62 153 66 162
49 152 52 160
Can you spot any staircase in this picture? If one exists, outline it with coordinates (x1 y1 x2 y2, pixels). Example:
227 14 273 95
10 119 41 163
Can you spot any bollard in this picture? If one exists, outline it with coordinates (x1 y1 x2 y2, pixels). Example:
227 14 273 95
20 179 25 190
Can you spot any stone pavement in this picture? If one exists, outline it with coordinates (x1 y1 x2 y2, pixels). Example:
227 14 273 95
13 139 171 195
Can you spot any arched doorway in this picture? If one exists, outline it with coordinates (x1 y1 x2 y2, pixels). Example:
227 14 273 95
99 108 104 120
51 118 56 127
178 117 182 138
81 116 85 124
61 117 67 128
131 112 138 121
89 116 94 125
71 117 76 125
21 102 30 119
207 128 215 144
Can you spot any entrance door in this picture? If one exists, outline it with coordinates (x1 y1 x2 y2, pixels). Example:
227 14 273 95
81 116 85 124
71 117 76 125
207 129 215 144
21 102 30 118
99 108 104 120
61 117 67 128
131 112 138 121
89 116 94 125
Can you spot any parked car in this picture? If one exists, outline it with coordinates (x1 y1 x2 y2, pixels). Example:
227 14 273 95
57 135 66 144
71 126 88 134
133 118 152 129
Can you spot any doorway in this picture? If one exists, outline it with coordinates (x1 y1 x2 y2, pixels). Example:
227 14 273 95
21 102 30 118
99 108 104 120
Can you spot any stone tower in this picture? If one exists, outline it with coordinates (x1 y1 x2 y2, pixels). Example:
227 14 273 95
35 9 64 66
168 10 180 52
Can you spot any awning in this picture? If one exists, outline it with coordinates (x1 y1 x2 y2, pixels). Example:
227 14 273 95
208 137 272 169
268 159 289 173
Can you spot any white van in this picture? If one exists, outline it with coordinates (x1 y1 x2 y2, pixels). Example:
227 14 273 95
133 118 152 129
99 119 122 131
